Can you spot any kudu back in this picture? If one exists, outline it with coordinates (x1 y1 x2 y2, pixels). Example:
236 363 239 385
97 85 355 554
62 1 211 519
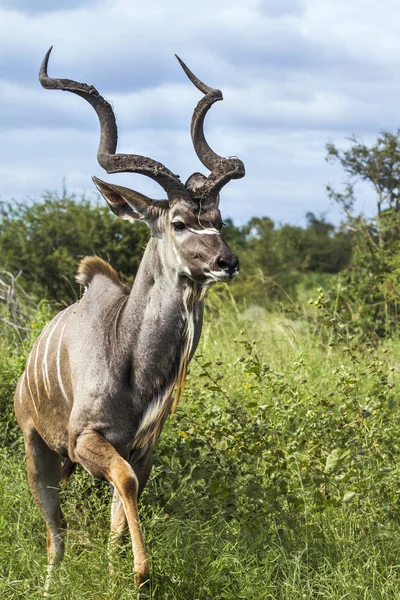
15 48 245 593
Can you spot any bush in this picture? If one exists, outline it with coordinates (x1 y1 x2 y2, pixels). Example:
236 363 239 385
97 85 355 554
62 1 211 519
327 130 400 337
149 290 400 534
0 301 54 449
0 194 149 304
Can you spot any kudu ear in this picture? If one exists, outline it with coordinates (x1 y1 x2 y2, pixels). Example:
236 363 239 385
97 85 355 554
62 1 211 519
92 176 152 221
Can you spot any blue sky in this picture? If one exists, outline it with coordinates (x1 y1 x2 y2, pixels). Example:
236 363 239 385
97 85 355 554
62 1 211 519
1 0 400 225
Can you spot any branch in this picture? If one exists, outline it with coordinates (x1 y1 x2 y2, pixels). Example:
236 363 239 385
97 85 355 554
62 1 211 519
0 317 30 331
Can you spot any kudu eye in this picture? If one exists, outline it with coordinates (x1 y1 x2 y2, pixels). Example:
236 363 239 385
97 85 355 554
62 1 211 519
172 221 186 231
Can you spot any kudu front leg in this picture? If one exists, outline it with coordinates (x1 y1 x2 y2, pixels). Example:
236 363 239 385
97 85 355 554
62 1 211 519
108 446 153 573
73 431 149 587
110 446 154 545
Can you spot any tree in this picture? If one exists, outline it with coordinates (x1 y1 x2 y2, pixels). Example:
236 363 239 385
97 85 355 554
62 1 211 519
326 130 400 336
0 190 351 310
0 192 149 304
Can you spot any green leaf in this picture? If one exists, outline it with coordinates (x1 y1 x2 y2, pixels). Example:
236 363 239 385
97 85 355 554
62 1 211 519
325 448 349 473
209 478 229 497
191 467 206 481
343 491 356 503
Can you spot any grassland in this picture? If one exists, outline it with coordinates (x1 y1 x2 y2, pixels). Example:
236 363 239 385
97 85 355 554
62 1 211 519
1 287 400 599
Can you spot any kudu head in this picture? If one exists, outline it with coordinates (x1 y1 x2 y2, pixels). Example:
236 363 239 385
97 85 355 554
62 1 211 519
39 48 245 284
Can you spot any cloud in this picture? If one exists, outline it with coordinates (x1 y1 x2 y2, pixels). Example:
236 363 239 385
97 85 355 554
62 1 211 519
0 0 399 226
0 0 102 15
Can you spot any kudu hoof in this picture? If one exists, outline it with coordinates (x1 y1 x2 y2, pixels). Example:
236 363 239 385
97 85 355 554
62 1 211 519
134 566 150 590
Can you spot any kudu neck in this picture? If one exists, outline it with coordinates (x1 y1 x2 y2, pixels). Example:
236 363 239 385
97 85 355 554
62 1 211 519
131 235 182 296
115 236 204 405
122 236 205 337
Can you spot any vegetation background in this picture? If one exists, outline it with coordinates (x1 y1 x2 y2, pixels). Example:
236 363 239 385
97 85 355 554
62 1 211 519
1 133 400 598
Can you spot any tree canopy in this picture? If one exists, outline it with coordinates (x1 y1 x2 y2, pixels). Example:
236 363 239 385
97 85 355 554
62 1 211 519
326 129 400 337
0 193 149 304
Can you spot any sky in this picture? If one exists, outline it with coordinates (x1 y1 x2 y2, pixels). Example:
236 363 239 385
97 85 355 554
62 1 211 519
1 0 400 226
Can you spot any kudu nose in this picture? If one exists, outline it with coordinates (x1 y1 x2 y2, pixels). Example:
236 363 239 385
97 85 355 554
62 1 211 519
217 254 239 277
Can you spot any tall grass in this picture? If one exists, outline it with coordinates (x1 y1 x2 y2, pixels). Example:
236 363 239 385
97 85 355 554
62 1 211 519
1 286 400 598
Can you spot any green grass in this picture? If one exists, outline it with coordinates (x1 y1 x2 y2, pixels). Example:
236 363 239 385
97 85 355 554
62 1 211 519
2 447 400 599
1 288 400 598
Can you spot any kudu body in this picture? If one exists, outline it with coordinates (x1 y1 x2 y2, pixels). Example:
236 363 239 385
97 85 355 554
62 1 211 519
15 48 245 592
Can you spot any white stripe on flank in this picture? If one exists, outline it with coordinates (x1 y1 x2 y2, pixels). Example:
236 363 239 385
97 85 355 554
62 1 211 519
33 322 50 396
25 350 38 415
56 323 69 402
42 306 73 398
19 371 26 405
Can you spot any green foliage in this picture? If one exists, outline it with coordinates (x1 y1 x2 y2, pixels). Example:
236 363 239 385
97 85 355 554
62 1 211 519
0 192 149 303
221 213 351 308
0 192 350 308
1 175 399 596
246 213 350 276
0 351 24 449
0 301 54 449
327 130 400 337
2 442 400 599
1 297 400 598
151 291 399 534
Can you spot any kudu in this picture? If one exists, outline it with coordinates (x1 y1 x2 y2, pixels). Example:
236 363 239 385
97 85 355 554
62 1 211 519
15 47 245 592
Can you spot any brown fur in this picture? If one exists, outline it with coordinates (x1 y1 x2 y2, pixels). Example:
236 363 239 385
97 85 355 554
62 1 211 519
73 431 149 585
76 257 128 292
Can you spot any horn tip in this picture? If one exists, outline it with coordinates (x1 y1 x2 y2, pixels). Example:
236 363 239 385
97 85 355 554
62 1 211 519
175 56 212 95
39 45 54 81
175 54 190 75
44 45 54 62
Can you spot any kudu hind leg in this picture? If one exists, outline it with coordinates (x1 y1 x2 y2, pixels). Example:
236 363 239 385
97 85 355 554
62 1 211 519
24 427 64 594
110 486 128 542
108 487 128 579
74 431 149 587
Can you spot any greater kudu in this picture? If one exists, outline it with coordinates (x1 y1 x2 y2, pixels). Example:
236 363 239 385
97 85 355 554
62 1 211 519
15 48 245 592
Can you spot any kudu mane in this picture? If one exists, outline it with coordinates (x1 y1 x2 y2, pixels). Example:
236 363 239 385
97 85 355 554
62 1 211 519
76 256 128 292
